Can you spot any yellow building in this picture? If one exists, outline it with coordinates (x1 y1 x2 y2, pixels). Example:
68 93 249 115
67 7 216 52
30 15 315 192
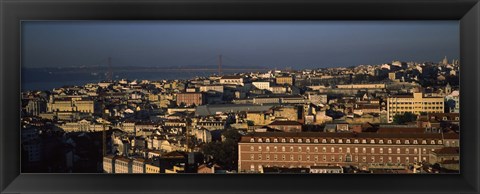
145 162 161 173
48 96 95 113
275 76 293 85
387 92 444 123
246 111 274 126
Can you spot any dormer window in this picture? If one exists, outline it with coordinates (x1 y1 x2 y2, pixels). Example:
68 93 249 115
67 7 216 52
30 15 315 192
338 139 343 143
273 138 278 143
422 140 427 144
379 140 384 144
413 140 418 144
438 140 443 144
298 139 303 143
346 139 351 143
289 139 294 143
396 140 401 144
250 138 255 143
443 117 448 121
370 140 375 144
257 138 263 143
265 139 270 143
455 117 459 121
322 139 327 143
430 140 436 145
305 139 310 143
405 140 410 144
281 139 286 143
354 140 359 144
387 140 392 144
330 139 335 144
314 139 319 143
361 139 367 144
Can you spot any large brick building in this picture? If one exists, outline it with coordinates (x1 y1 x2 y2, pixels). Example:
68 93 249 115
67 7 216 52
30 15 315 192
176 92 205 107
238 132 459 173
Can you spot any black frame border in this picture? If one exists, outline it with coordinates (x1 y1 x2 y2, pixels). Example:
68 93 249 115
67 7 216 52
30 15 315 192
1 0 479 193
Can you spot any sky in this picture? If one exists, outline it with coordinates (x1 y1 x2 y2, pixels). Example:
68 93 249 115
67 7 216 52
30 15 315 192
22 21 459 69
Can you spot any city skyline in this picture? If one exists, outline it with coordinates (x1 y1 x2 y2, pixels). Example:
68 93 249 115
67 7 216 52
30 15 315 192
22 21 459 69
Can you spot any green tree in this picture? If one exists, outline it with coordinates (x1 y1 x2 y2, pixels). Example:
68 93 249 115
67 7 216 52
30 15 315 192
393 112 418 124
201 129 241 171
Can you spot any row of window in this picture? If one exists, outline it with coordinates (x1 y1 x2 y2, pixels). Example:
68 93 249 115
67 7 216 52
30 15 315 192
249 138 443 145
249 146 432 154
248 154 426 163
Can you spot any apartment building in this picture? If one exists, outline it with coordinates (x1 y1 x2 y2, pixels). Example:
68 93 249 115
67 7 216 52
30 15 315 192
387 92 444 122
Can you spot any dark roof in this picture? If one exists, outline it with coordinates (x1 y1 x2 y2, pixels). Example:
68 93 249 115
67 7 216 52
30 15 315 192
268 120 302 126
221 75 243 79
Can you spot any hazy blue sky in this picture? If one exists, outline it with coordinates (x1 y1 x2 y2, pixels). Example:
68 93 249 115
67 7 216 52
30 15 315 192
22 21 459 69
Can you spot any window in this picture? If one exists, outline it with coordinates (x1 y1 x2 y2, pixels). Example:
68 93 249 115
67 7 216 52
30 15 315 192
362 156 367 162
314 139 319 143
371 148 375 154
355 156 359 162
396 140 401 144
330 139 335 143
380 148 383 154
414 157 418 163
379 157 384 163
281 138 286 143
258 146 262 152
315 155 319 161
422 148 427 154
258 138 263 143
250 154 254 160
282 155 286 161
339 155 343 162
331 156 335 162
315 147 319 152
322 139 327 143
405 140 410 144
362 148 366 154
258 154 262 160
397 148 401 154
298 139 303 143
250 146 254 151
370 140 375 144
379 140 384 144
266 154 270 160
346 147 351 153
298 147 302 152
361 139 367 144
414 148 418 154
289 139 294 143
265 139 270 143
266 146 270 152
371 156 375 163
282 146 285 152
305 139 310 143
273 138 278 143
290 155 294 161
306 147 310 152
290 147 294 152
322 147 326 153
354 140 359 144
431 140 435 145
298 155 302 161
422 140 427 144
274 146 278 152
306 155 310 161
397 157 401 163
413 140 418 144
274 155 278 160
331 147 335 153
388 157 392 163
355 148 359 153
346 139 351 143
387 140 392 144
388 148 392 154
339 148 343 153
338 139 343 143
405 148 409 154
250 138 255 143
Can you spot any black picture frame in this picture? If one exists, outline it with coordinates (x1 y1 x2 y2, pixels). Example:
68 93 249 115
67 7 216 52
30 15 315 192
1 0 479 193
